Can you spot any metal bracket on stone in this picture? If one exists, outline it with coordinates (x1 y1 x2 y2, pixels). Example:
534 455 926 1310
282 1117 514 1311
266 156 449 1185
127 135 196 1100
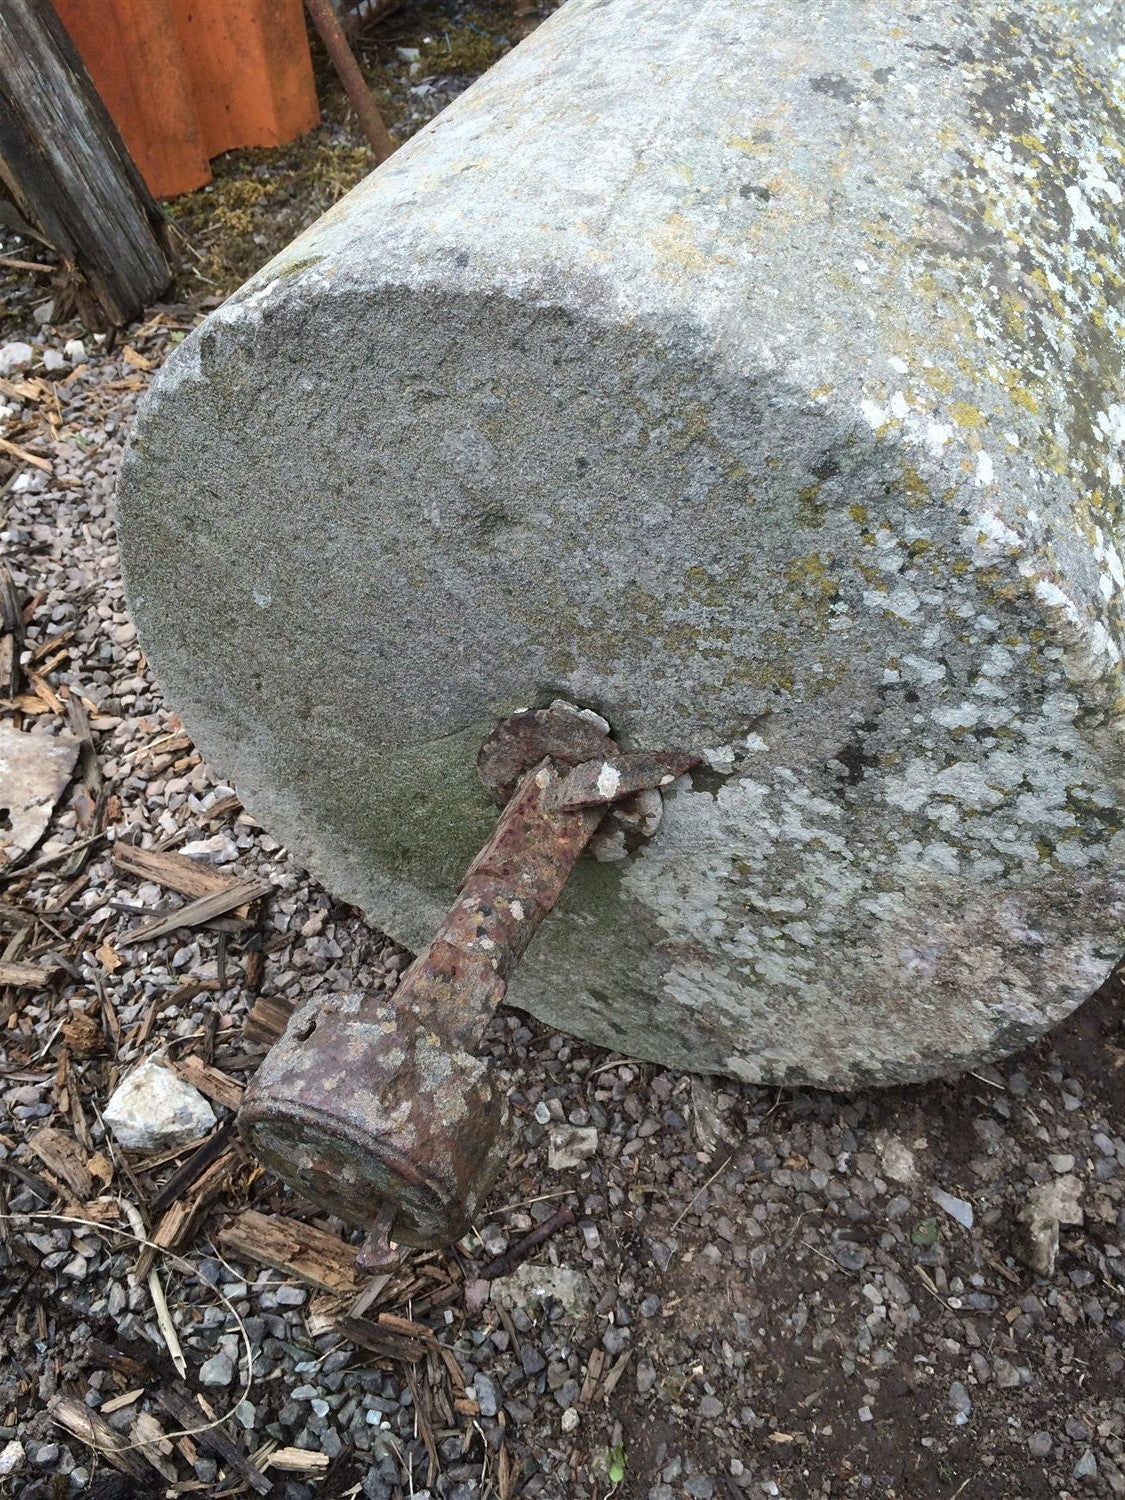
238 705 698 1256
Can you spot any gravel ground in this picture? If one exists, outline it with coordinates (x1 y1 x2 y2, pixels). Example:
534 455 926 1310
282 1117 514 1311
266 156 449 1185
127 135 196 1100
2 6 1124 1499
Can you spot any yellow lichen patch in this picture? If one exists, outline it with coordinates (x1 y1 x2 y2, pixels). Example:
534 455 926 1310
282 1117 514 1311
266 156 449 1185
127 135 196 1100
650 214 726 274
783 552 837 603
900 465 932 506
670 403 712 448
1002 375 1040 415
950 401 986 430
796 484 826 528
922 366 955 397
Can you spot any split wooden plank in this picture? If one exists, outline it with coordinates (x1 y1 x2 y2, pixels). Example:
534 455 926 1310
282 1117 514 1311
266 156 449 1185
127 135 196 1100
130 1413 177 1484
0 434 52 473
25 1125 92 1199
171 1054 244 1112
0 565 24 699
0 255 54 274
206 792 243 823
578 1346 606 1407
332 1314 428 1365
218 1209 362 1296
117 875 270 947
266 1447 331 1474
601 1348 633 1399
0 0 172 326
0 960 62 988
156 1389 271 1497
50 1395 149 1481
113 842 241 900
242 992 295 1046
149 1120 237 1217
135 1149 238 1279
100 1387 145 1415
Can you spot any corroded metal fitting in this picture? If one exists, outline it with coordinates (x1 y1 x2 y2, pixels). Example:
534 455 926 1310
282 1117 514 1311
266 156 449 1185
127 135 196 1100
239 706 697 1254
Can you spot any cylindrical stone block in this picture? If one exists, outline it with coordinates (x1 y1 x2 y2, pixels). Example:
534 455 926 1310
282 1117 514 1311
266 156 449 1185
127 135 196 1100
119 0 1125 1087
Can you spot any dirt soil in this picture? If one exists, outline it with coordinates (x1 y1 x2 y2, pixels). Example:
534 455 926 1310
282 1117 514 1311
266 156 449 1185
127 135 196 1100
0 5 1123 1500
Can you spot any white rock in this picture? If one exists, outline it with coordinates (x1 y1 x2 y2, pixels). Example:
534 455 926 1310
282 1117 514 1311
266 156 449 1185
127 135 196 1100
42 349 66 373
64 338 86 362
932 1188 974 1229
492 1264 593 1317
1018 1174 1083 1275
32 299 55 325
548 1124 598 1171
103 1056 216 1149
0 1441 25 1478
0 341 33 375
881 1137 917 1184
180 832 240 863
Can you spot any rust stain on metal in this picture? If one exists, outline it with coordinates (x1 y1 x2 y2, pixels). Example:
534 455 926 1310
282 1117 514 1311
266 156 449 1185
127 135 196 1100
240 706 699 1251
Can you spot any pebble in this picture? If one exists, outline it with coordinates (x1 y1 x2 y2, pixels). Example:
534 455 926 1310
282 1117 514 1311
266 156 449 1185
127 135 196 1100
0 341 33 374
474 1374 499 1418
1074 1451 1098 1480
199 1352 235 1387
0 1442 25 1477
881 1138 917 1183
932 1188 974 1229
548 1124 599 1170
948 1382 972 1424
833 1243 867 1271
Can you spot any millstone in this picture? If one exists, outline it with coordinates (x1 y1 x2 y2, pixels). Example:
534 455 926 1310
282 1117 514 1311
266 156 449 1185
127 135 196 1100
118 0 1125 1088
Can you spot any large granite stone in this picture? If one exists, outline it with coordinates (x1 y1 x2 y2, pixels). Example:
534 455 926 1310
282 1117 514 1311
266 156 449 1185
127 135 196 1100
118 0 1125 1087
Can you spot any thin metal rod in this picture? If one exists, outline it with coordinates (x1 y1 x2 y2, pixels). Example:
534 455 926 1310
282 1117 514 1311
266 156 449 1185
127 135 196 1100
303 0 396 162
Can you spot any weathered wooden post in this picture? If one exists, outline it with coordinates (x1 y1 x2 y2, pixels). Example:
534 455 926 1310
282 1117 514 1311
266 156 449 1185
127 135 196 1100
0 0 173 326
119 0 1125 1174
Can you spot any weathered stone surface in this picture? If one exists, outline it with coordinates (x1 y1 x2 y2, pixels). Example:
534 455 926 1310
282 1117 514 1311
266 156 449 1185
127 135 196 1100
118 0 1125 1087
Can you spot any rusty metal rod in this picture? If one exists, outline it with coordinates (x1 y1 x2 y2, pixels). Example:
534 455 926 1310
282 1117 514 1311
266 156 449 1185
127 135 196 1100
240 709 700 1250
303 0 396 162
479 1206 577 1279
391 758 605 1052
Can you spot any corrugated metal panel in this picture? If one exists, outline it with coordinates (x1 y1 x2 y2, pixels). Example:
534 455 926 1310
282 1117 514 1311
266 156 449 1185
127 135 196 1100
51 0 320 199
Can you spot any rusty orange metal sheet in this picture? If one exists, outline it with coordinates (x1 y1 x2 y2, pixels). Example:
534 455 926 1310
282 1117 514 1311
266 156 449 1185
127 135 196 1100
52 0 320 199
